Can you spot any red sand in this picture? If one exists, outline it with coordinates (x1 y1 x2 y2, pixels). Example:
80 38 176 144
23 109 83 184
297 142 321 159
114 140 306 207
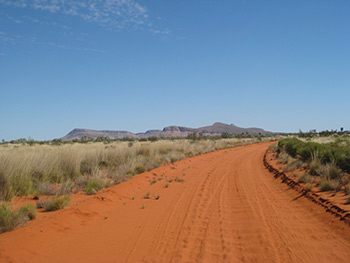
1 142 350 263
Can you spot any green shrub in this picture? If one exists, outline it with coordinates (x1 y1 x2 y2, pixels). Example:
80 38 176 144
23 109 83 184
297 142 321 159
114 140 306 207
38 196 70 211
278 138 350 172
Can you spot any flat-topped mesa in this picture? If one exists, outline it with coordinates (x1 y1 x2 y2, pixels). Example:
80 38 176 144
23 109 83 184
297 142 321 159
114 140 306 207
62 129 136 140
162 126 194 132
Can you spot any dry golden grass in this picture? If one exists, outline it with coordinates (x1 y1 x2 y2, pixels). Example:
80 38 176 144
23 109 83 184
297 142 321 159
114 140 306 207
0 138 274 200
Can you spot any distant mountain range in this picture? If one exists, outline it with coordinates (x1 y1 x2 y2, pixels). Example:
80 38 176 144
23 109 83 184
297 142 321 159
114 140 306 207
62 122 272 141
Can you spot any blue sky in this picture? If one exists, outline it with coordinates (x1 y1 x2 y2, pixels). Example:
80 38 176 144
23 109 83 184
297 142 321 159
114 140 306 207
1 0 349 140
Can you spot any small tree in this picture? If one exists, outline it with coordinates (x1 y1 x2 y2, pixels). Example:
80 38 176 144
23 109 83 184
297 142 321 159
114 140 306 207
51 138 63 145
81 135 94 143
221 132 233 138
187 132 198 141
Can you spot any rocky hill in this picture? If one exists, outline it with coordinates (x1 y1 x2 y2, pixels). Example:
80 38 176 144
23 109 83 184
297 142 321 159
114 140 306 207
62 122 272 140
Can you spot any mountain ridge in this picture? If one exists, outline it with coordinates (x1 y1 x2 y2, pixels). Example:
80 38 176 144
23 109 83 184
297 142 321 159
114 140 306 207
62 122 272 140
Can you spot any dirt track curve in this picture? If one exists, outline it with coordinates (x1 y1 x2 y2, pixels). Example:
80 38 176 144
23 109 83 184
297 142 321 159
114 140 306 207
1 142 350 263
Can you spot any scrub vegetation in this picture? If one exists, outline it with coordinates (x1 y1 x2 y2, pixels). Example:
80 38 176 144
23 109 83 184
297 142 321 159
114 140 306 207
276 137 350 194
0 137 274 201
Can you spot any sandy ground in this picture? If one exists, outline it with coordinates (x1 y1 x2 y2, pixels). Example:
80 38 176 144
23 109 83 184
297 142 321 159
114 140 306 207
1 142 350 263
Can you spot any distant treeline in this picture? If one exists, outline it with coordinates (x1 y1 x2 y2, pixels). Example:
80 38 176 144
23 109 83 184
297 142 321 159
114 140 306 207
296 128 349 138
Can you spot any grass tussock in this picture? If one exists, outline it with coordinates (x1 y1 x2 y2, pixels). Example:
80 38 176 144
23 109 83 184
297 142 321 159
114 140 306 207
18 203 37 220
297 173 313 184
0 138 273 200
0 203 36 233
37 196 70 211
319 180 341 192
303 183 313 191
85 177 105 195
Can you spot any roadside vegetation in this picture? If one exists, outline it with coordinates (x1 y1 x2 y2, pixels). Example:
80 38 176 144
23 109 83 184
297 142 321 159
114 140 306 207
275 137 350 196
0 136 276 201
0 203 36 234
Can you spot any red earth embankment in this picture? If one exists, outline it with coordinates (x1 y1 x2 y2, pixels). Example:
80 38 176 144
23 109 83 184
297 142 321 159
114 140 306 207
1 142 350 262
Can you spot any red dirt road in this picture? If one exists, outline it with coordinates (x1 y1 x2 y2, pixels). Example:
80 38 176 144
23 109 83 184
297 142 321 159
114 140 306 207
1 142 350 262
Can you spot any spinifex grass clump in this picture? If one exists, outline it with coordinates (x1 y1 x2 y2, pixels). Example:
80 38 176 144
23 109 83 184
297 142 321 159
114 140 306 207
18 203 37 220
0 203 37 233
37 196 70 212
85 177 105 195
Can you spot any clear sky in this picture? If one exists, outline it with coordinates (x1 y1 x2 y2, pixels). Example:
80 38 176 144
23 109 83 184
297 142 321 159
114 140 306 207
1 0 349 140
